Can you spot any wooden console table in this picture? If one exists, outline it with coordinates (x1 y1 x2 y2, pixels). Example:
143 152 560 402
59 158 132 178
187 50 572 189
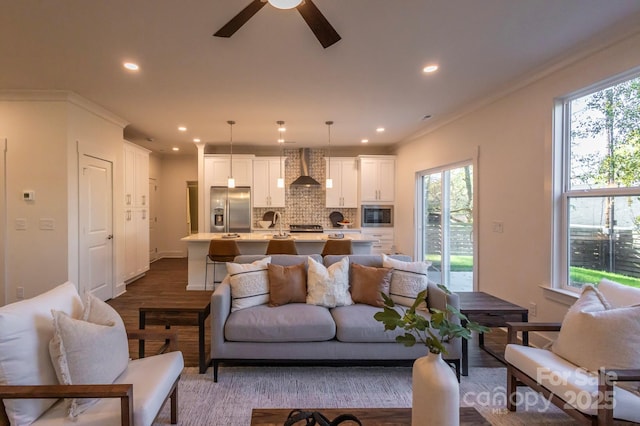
251 407 488 425
138 291 212 373
458 291 528 376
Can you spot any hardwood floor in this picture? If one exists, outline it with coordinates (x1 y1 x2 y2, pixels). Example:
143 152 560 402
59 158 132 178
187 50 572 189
108 258 505 370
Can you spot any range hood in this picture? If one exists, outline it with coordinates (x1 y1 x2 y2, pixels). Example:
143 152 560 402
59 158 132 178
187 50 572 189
291 148 321 187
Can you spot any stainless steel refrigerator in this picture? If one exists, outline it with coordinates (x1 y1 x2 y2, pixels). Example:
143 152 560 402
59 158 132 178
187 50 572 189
210 186 251 233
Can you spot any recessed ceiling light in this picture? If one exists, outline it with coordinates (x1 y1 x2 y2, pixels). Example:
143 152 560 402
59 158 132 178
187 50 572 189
172 147 180 151
193 138 201 142
267 0 302 9
423 64 439 73
361 139 369 144
376 127 385 133
123 62 139 71
178 126 187 132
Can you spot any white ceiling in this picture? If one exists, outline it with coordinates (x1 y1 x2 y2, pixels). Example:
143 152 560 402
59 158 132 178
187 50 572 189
2 0 640 155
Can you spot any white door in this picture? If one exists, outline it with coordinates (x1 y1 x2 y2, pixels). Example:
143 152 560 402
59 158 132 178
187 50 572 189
149 178 158 262
79 155 113 301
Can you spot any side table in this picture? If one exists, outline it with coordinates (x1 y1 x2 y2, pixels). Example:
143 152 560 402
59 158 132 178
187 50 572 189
139 291 212 373
458 291 528 376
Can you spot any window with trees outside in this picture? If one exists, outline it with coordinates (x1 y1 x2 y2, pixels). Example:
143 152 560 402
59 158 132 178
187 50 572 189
417 163 474 292
556 70 640 291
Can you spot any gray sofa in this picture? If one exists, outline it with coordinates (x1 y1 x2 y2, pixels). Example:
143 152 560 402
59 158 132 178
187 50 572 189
210 254 461 382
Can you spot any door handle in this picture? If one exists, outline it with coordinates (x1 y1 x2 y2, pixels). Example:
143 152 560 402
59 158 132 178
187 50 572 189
107 234 113 240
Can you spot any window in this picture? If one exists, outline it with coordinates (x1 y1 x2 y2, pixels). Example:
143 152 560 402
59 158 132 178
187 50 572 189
417 163 475 291
555 70 640 291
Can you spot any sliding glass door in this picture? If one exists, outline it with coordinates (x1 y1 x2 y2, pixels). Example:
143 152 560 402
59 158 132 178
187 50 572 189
418 163 474 291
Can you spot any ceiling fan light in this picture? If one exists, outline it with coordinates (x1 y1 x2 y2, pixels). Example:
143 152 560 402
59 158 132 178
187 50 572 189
267 0 303 9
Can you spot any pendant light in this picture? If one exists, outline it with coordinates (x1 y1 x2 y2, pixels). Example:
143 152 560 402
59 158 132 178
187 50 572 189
227 120 236 188
276 121 285 189
325 120 333 189
267 0 302 9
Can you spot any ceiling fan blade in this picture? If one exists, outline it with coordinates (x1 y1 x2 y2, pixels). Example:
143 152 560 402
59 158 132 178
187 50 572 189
214 0 267 38
296 0 341 48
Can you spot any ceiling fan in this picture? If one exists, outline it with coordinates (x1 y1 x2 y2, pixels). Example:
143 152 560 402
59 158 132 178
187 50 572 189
214 0 341 49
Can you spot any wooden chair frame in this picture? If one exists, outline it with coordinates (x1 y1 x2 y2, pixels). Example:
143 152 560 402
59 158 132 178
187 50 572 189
506 322 640 426
0 330 180 426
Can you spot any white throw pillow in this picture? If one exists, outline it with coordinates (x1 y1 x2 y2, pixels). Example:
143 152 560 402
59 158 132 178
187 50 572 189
597 278 640 308
49 293 130 418
306 256 352 308
227 257 272 312
382 254 430 308
552 285 640 373
0 282 83 426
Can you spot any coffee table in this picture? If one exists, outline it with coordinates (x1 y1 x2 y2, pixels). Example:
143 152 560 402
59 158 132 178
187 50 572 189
250 407 488 425
458 291 528 376
138 291 212 373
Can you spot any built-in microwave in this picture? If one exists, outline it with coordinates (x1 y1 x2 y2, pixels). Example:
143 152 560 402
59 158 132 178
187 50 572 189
362 205 394 227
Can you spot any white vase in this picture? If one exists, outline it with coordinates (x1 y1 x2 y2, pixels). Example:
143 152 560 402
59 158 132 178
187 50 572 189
412 352 460 426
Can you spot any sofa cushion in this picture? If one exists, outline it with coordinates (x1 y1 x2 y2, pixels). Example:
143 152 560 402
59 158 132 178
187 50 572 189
49 293 130 417
307 256 353 308
34 351 184 426
505 344 640 422
349 263 392 307
331 304 429 343
382 254 430 308
226 257 271 312
268 263 307 307
0 282 83 425
552 285 640 373
225 303 336 342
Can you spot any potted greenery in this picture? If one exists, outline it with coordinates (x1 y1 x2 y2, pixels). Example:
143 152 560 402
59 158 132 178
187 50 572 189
374 286 489 426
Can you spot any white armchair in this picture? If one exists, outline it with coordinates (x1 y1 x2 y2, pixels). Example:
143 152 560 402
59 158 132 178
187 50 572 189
0 282 184 426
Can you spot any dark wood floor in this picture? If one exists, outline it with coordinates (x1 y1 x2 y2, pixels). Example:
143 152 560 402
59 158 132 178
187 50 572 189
108 258 505 370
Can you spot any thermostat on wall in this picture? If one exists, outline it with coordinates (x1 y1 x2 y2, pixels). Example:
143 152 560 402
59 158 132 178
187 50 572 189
23 190 35 201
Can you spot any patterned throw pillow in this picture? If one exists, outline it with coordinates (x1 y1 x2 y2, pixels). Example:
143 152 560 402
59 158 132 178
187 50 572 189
382 254 430 308
306 256 352 308
49 293 129 418
227 257 272 312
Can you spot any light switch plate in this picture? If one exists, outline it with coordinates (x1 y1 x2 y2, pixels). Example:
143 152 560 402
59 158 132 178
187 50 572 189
15 218 27 230
39 218 55 230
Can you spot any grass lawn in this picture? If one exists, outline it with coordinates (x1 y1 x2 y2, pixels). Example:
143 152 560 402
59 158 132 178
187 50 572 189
425 255 473 272
570 267 640 289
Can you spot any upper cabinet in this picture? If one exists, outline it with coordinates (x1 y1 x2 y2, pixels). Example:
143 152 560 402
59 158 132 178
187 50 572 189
325 157 358 208
253 157 285 208
358 155 396 203
124 142 149 208
204 155 253 188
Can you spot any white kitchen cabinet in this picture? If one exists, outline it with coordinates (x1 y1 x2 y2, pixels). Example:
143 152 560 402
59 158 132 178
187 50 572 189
325 157 358 208
359 155 395 203
361 227 395 255
253 157 285 208
204 155 253 188
123 142 150 282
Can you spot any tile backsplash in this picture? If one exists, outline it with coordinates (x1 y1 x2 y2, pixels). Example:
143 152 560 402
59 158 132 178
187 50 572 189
253 148 357 229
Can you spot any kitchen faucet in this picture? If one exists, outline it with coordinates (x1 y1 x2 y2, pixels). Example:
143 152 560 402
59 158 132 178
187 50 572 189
273 211 283 236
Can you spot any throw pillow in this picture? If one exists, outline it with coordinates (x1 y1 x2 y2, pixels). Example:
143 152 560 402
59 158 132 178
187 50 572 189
552 285 640 373
382 254 430 308
268 262 307 307
349 263 392 307
227 257 271 312
306 256 353 308
49 293 129 418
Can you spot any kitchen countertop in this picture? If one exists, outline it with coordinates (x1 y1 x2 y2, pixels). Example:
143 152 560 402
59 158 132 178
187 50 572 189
181 232 376 242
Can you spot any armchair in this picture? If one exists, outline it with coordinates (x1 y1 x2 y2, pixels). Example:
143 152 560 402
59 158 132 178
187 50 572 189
0 282 184 426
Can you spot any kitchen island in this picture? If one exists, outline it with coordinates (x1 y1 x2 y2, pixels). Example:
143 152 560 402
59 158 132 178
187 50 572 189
181 233 379 290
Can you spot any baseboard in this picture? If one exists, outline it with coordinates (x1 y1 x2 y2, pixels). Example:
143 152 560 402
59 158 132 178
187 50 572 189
157 250 186 259
114 281 126 298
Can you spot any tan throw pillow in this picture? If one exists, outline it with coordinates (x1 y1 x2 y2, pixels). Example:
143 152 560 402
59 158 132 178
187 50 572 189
382 254 430 308
226 257 272 312
268 263 307 307
306 256 353 308
49 293 129 418
349 263 392 307
552 285 640 373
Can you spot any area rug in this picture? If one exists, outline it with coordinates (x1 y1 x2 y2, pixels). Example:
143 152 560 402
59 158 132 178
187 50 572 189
153 365 577 425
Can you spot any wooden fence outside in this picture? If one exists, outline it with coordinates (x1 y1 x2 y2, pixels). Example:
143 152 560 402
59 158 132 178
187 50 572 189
570 226 640 278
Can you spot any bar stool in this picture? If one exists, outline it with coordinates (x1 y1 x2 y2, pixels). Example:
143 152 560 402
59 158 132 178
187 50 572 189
266 239 298 255
204 239 241 290
321 239 352 256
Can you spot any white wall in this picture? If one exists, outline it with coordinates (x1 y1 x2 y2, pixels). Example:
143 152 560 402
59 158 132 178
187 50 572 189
394 30 640 327
156 154 198 258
